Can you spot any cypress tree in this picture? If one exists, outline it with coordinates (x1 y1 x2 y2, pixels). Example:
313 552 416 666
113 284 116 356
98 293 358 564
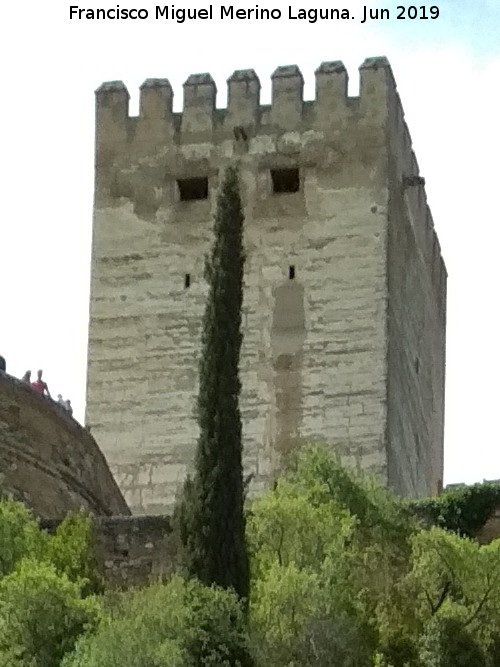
177 166 249 602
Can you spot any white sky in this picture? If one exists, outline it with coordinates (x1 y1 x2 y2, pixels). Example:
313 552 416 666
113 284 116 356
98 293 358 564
1 0 499 486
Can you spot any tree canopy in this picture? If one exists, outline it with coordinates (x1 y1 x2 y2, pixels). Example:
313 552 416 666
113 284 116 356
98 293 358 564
176 166 249 602
1 446 499 666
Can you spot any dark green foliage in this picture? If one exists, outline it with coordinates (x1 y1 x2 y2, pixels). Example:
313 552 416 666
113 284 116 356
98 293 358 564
377 629 419 667
409 481 500 538
488 633 500 666
177 166 249 602
418 614 488 667
185 580 252 667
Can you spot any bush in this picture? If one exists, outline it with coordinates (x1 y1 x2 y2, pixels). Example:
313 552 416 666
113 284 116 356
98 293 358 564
0 500 100 593
419 612 488 667
409 482 500 538
44 511 102 594
0 500 44 576
0 559 100 666
64 575 251 667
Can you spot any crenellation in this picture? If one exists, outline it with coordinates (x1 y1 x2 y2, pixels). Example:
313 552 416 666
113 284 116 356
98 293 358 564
270 65 304 128
95 81 130 115
135 78 174 149
358 56 394 119
226 69 261 130
181 72 217 135
314 61 348 126
95 81 130 143
139 79 173 117
93 60 407 160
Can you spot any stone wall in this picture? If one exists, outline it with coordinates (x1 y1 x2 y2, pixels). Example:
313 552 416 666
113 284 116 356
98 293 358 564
384 66 446 497
86 57 445 513
93 515 175 587
0 373 130 518
40 515 174 587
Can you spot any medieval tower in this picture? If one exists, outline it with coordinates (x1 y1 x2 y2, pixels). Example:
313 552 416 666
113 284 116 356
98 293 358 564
86 57 446 515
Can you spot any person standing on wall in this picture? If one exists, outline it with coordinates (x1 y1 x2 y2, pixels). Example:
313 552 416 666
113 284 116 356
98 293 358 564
32 369 51 399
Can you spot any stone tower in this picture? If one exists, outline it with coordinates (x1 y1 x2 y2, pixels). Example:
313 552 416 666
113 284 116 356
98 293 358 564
86 57 446 515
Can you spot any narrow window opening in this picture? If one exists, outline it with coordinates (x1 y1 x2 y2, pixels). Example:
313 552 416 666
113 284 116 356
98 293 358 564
184 273 191 289
177 177 208 201
415 358 420 375
271 168 300 194
288 265 295 280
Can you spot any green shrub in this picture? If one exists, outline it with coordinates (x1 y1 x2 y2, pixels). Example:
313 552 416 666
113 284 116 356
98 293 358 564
0 559 100 667
419 612 488 667
410 482 500 538
0 500 45 576
64 575 251 667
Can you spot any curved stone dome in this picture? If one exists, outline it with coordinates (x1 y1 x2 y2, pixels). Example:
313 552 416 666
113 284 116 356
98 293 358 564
0 373 130 518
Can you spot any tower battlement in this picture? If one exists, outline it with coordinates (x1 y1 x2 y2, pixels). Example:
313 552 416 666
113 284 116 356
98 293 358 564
95 57 396 147
88 56 446 515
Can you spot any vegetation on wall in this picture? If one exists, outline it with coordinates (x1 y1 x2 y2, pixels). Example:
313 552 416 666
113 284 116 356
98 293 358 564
409 481 500 538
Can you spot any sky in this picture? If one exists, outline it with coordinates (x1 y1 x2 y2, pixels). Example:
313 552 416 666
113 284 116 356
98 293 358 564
1 0 499 486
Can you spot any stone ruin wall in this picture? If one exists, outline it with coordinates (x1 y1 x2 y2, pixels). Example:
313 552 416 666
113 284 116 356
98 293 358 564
0 373 129 518
86 57 445 514
40 501 499 591
92 515 175 587
40 515 175 588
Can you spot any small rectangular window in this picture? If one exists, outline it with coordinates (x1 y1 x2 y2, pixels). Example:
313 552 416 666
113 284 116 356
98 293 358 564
288 265 295 280
271 168 300 194
184 273 191 289
177 177 208 201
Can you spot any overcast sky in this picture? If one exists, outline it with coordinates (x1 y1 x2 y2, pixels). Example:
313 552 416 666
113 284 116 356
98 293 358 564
1 0 499 486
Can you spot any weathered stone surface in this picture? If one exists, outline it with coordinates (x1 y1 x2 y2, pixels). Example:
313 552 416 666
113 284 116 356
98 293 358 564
92 515 174 586
41 515 175 587
0 373 129 518
86 58 446 514
385 93 446 497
